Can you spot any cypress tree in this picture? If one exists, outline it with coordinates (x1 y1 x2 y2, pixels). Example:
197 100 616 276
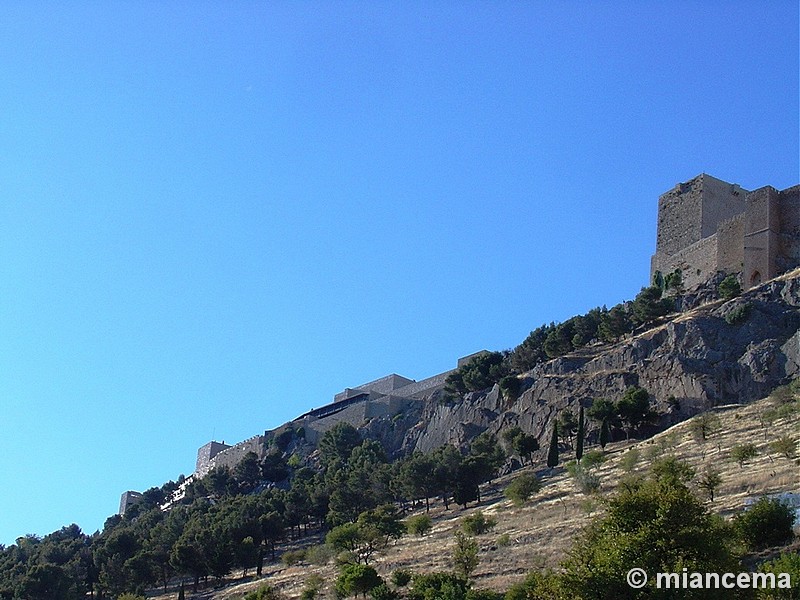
576 405 585 462
178 582 185 600
599 418 610 450
547 423 559 468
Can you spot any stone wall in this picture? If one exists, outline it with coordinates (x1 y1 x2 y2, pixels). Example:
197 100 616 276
203 435 266 475
778 185 800 272
392 371 453 399
654 234 719 290
195 441 232 477
716 213 745 274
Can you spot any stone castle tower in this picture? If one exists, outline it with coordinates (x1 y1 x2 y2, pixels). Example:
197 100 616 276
651 173 799 290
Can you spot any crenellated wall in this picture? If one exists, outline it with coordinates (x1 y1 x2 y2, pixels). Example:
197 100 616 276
651 174 798 290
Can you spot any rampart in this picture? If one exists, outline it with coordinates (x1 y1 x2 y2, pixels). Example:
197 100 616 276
651 174 799 290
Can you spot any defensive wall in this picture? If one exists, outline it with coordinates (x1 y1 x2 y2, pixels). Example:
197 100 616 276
651 174 800 290
190 355 475 475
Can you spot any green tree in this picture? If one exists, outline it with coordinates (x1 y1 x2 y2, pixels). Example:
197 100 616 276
335 563 382 598
599 418 611 450
546 424 559 469
631 286 673 325
235 452 262 494
616 386 655 439
405 514 432 537
734 497 796 550
689 412 722 442
319 422 362 467
718 274 741 299
452 532 479 579
461 511 497 536
730 443 758 467
698 469 722 502
576 405 585 462
598 304 632 342
561 467 741 599
504 473 541 507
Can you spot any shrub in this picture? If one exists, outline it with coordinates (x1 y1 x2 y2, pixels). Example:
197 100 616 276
391 568 413 587
580 449 606 469
370 583 399 600
118 595 145 600
300 575 324 600
734 497 796 549
461 511 497 535
335 564 383 598
730 443 758 467
718 275 741 299
770 435 797 459
504 473 541 506
405 514 432 536
281 549 306 566
725 303 751 325
620 448 640 472
758 552 800 593
244 585 284 600
496 533 511 547
306 543 335 565
409 572 468 600
566 463 601 494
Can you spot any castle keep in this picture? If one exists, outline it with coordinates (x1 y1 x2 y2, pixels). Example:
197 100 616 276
651 174 799 291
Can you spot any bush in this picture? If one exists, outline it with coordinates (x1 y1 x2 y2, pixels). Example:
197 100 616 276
757 552 800 594
306 543 335 565
461 511 497 535
504 473 541 507
496 533 511 547
718 275 741 299
580 449 606 469
281 549 306 566
409 572 468 600
566 462 601 495
405 514 432 536
370 583 399 600
301 575 324 600
620 448 640 472
725 303 751 325
734 497 796 550
391 568 413 587
244 585 284 600
335 564 383 598
730 443 758 467
118 595 145 600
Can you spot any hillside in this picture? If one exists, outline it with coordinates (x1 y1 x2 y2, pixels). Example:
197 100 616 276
151 385 799 600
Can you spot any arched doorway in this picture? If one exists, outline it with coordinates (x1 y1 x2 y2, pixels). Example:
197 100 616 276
750 270 762 287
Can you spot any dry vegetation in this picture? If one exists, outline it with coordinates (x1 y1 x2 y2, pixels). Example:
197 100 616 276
152 387 799 600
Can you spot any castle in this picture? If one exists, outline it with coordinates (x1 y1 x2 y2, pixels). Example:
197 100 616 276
121 173 800 514
650 173 799 291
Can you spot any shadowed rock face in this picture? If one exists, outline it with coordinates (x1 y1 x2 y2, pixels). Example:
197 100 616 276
381 272 799 457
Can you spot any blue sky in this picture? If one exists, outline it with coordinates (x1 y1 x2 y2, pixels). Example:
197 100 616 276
0 2 797 545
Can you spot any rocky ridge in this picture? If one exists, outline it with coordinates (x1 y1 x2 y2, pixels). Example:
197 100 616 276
378 269 800 456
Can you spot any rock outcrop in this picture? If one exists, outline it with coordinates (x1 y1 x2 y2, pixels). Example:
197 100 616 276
391 270 800 456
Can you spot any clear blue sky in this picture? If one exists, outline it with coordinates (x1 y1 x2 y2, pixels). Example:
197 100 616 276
0 2 797 545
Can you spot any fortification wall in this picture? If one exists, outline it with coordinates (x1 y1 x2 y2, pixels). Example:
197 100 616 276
655 176 704 258
699 174 746 238
778 186 800 273
654 234 719 290
716 213 745 274
206 435 265 474
392 370 452 399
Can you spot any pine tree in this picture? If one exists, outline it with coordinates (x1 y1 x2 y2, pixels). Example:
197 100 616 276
547 423 559 468
576 405 585 462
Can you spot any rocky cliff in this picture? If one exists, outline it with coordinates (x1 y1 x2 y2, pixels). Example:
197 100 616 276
373 269 800 456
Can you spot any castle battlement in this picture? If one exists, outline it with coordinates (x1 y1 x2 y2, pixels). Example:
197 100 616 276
651 174 799 290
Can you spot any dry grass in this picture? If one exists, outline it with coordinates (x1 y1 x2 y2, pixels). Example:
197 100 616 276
151 389 799 600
